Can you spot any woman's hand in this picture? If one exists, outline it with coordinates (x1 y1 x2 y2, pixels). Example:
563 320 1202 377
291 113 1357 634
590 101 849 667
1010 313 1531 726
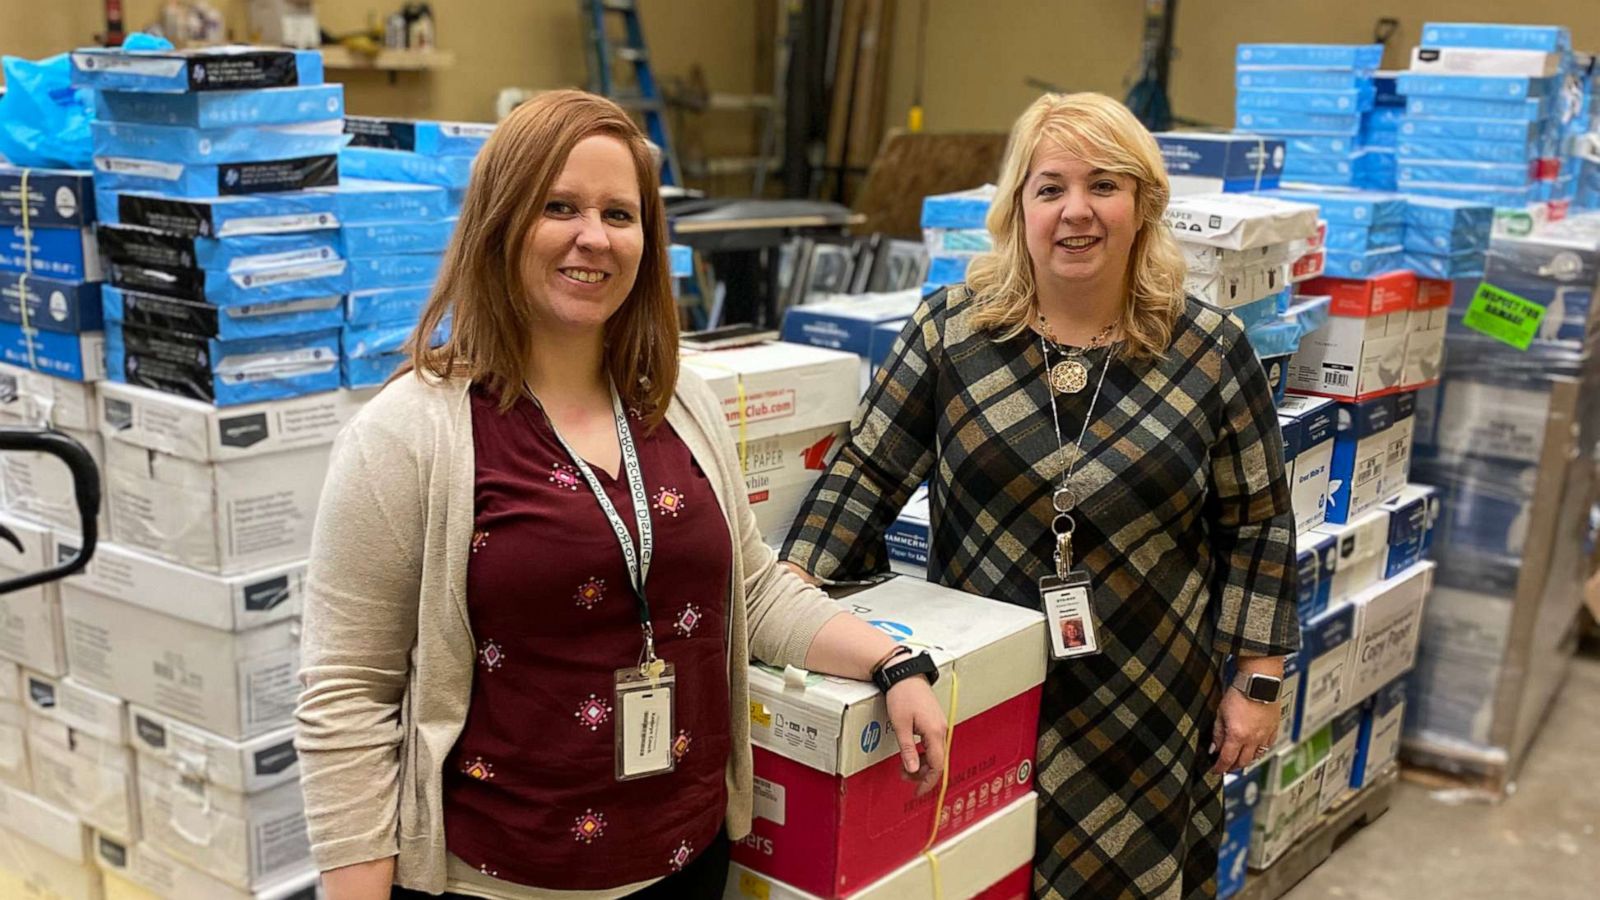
1210 688 1280 775
886 674 949 795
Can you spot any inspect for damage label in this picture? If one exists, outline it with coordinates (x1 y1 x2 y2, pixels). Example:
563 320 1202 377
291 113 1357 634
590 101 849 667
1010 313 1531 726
1462 282 1545 350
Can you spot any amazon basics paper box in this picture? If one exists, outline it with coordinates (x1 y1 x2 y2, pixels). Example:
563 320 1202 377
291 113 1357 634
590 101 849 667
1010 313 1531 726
97 379 365 463
0 660 25 791
0 362 97 430
0 784 99 900
24 675 136 839
137 753 309 890
98 835 318 900
0 423 104 533
63 538 305 632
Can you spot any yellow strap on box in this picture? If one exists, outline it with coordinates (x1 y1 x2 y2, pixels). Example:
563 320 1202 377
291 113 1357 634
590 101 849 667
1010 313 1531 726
920 668 959 900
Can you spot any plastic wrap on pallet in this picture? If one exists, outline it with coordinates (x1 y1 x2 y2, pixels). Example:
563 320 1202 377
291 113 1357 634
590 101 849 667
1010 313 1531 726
1413 457 1539 559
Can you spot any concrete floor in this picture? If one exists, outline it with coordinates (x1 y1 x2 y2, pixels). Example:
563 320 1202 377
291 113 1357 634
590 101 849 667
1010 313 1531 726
1284 653 1600 900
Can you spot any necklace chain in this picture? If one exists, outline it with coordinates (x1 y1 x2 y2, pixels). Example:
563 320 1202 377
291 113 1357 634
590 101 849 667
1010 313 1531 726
1041 335 1113 501
1038 310 1117 352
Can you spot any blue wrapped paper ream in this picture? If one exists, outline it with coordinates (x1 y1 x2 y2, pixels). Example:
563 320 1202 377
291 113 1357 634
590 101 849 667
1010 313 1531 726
669 244 693 278
1402 224 1489 255
71 46 324 93
1235 44 1383 71
1402 250 1484 279
313 178 450 225
1283 135 1360 157
1395 73 1553 100
103 285 343 341
95 84 345 129
1396 182 1539 206
107 323 341 405
91 120 348 165
338 219 456 257
94 154 339 198
341 317 448 389
108 257 349 307
97 188 340 239
1397 137 1538 165
0 166 96 227
1155 132 1285 181
1322 246 1404 278
0 225 101 281
1323 222 1403 252
920 185 994 230
347 253 444 291
0 272 102 333
1236 89 1373 113
1234 110 1362 136
344 116 493 156
0 322 103 380
1420 22 1569 53
1262 189 1405 227
923 226 987 256
1398 159 1534 189
1235 70 1371 92
345 284 432 326
342 352 404 389
1404 95 1545 121
97 223 341 272
339 147 473 189
926 255 970 286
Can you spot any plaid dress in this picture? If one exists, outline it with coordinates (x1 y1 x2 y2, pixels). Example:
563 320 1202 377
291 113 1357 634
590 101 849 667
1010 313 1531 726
781 285 1300 899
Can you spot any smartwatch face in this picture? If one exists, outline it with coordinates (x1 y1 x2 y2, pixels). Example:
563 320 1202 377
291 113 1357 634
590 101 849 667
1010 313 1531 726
1246 675 1281 703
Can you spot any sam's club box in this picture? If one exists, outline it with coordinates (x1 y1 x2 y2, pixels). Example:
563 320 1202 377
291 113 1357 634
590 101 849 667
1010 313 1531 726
734 577 1044 899
682 342 860 441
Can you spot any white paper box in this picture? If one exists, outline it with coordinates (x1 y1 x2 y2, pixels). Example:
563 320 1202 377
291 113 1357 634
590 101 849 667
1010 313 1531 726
1296 602 1355 738
1317 707 1364 814
681 342 860 441
0 700 27 791
0 657 18 702
0 513 68 674
1410 46 1564 77
129 704 299 795
1347 562 1433 705
0 787 99 900
1407 582 1511 745
1164 194 1320 251
0 424 104 533
99 835 319 900
26 717 138 840
0 362 97 431
1402 306 1447 388
97 381 368 463
62 539 305 631
1380 401 1416 501
726 793 1035 900
23 672 127 745
104 439 329 575
1287 312 1408 400
61 584 300 739
740 423 847 545
137 754 310 890
0 783 94 863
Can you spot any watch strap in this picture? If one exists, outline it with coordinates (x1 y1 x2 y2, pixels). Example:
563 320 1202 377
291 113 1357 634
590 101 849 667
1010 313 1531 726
873 650 938 692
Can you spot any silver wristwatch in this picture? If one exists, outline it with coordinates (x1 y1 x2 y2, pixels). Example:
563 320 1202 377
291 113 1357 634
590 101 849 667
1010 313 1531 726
1231 671 1283 704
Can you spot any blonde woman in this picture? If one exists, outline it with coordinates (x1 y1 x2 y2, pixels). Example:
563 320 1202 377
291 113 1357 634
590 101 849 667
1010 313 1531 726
782 93 1298 899
296 91 947 900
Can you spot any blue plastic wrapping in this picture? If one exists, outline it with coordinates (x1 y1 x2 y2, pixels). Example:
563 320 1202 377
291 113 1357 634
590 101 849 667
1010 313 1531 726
1395 73 1553 100
1236 88 1374 114
337 219 456 257
93 154 339 198
1404 95 1546 121
107 256 350 307
343 116 493 156
344 284 432 326
1398 116 1540 143
95 84 346 128
1234 110 1363 135
70 46 324 93
0 225 99 281
97 187 341 238
1397 137 1539 164
1419 22 1570 52
107 322 341 405
346 253 444 291
1235 69 1371 92
1282 135 1360 157
0 272 102 333
1322 246 1404 278
1323 222 1404 251
919 185 994 229
103 285 343 340
1235 44 1384 70
1397 159 1534 188
97 223 341 271
1261 189 1406 226
338 147 473 189
312 178 451 225
91 120 348 165
0 166 96 227
0 53 94 169
0 323 102 379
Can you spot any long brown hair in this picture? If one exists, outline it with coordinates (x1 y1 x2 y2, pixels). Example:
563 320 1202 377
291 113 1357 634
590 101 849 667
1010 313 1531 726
401 89 678 428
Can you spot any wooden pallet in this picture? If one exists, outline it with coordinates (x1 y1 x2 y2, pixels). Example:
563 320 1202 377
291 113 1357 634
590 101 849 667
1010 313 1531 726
1236 767 1399 900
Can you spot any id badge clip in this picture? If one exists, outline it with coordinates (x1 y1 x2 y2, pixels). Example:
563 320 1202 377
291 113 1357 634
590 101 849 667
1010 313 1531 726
614 624 677 781
1041 514 1104 661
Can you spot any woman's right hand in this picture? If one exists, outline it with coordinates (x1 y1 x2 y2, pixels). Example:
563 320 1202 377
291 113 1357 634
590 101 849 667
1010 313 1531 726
322 857 397 900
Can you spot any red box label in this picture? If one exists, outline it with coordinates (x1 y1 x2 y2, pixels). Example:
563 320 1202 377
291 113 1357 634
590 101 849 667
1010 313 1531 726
1300 271 1418 317
1413 278 1453 310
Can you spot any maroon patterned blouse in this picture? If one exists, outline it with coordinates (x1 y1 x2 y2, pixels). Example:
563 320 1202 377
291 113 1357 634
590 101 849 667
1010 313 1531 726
442 385 732 890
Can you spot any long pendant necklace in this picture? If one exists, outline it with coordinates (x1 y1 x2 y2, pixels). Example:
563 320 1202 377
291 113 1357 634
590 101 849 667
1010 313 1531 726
1041 334 1113 518
1039 312 1116 395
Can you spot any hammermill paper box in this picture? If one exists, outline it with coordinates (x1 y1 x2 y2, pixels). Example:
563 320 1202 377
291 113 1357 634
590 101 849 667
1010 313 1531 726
681 342 860 442
0 785 100 900
102 438 330 575
733 577 1045 899
727 793 1035 900
0 512 69 674
1346 562 1433 706
61 581 300 740
97 379 366 463
98 835 318 900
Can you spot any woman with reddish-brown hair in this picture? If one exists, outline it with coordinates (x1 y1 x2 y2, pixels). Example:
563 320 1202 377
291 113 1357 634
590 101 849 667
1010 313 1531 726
294 90 948 900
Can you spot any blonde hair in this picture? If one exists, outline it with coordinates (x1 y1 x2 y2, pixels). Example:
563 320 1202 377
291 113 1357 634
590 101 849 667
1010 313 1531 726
966 92 1186 359
400 90 678 430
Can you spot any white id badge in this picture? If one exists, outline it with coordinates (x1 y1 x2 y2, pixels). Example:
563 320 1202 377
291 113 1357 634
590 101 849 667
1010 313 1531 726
1041 571 1103 660
614 664 677 781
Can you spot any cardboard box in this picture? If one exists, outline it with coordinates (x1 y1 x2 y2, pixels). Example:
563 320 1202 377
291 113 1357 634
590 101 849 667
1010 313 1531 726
1352 676 1406 790
1295 602 1356 739
64 538 304 632
682 342 861 442
0 361 98 430
0 514 69 674
98 836 319 900
1296 532 1335 623
885 485 930 577
746 424 848 546
1402 303 1447 389
0 785 99 900
1347 562 1432 705
128 705 299 795
1380 489 1429 579
0 224 102 282
1312 507 1391 603
0 272 103 335
736 578 1045 898
103 439 329 574
1163 194 1320 251
26 715 138 841
0 660 27 791
61 583 300 739
728 793 1034 900
780 293 921 360
1322 396 1397 523
1219 768 1265 899
0 422 104 533
1277 396 1335 534
137 753 309 890
0 166 96 229
1248 725 1331 870
0 324 106 382
1317 706 1365 813
22 672 127 745
1379 391 1415 501
1155 133 1286 192
98 379 363 464
1286 307 1409 401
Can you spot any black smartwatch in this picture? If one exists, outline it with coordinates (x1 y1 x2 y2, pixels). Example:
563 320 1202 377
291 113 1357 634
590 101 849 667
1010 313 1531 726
872 650 939 693
1231 671 1283 704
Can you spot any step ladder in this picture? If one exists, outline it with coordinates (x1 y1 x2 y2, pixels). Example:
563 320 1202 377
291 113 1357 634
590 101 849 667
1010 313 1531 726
580 0 682 187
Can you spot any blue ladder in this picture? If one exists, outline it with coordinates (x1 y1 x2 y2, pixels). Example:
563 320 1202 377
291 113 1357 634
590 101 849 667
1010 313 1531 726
581 0 683 186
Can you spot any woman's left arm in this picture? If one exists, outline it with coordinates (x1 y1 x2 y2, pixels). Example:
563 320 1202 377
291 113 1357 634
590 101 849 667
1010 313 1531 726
1205 328 1302 773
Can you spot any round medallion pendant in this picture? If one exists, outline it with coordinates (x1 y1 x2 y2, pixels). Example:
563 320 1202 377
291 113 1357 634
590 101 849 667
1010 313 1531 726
1049 359 1089 394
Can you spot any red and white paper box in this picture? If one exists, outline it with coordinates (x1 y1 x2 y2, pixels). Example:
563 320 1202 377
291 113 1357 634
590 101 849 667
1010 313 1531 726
682 342 861 441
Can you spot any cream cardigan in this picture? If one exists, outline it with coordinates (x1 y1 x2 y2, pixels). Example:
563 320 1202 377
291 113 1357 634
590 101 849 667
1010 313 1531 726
294 369 845 893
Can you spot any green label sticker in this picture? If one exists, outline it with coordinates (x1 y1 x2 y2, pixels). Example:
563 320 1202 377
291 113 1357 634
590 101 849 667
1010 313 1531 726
1462 282 1546 350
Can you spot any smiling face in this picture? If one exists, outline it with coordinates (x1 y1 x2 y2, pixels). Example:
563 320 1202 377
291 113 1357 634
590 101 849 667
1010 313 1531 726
1021 143 1141 298
521 134 645 336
